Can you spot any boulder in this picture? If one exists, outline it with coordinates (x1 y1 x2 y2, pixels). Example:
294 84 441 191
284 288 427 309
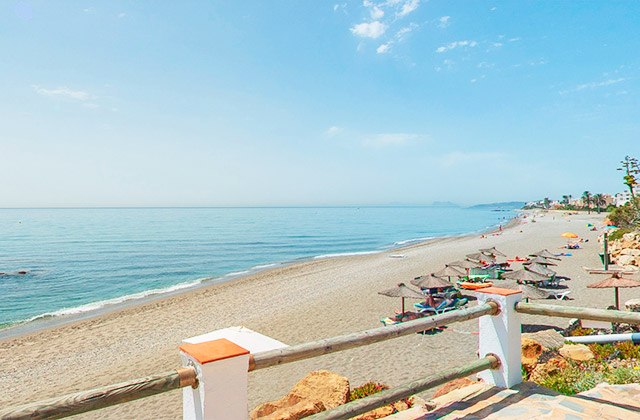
521 338 543 371
558 344 594 362
251 370 349 420
432 377 476 398
616 255 636 266
623 233 636 242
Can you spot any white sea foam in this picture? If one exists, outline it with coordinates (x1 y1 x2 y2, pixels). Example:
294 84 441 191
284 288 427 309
25 277 212 322
393 237 434 246
313 250 381 259
224 270 250 277
252 263 278 270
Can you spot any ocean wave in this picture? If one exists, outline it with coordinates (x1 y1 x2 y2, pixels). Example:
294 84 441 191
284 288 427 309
224 270 250 277
393 237 434 246
313 250 381 259
252 263 279 269
24 277 213 323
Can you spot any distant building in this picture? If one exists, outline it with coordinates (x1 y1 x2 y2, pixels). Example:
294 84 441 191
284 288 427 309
615 191 633 206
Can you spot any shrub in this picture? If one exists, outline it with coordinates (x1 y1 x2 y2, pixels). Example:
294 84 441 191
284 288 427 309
588 343 617 361
567 327 594 337
608 228 633 241
349 382 414 411
615 341 640 359
609 199 640 229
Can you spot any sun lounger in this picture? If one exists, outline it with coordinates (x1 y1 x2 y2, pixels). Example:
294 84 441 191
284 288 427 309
459 282 493 290
550 290 572 300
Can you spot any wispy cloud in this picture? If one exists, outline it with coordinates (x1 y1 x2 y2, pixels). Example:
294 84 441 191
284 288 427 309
351 21 387 39
435 40 478 53
347 1 421 54
560 77 627 94
32 85 91 101
438 16 450 28
397 0 420 18
375 23 418 54
325 126 343 137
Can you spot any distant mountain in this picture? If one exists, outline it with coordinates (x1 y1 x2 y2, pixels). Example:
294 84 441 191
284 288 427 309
468 201 527 210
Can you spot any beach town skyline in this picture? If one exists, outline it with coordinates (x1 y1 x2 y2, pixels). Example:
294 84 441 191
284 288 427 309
2 1 638 207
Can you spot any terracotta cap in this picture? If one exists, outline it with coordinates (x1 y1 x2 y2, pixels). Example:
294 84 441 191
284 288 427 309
179 338 249 364
475 286 522 296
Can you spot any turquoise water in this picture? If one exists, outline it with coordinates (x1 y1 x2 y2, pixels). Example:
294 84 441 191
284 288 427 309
0 206 516 330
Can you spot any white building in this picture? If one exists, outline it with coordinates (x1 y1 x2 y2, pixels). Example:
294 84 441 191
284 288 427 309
615 191 633 206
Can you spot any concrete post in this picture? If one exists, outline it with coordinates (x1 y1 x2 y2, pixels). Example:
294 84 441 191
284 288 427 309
475 287 523 388
180 326 288 420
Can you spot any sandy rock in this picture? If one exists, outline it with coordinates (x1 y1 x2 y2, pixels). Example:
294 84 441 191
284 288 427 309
558 344 594 362
354 400 410 420
529 356 568 382
622 233 636 242
617 255 636 266
432 377 476 398
521 338 543 371
251 370 349 419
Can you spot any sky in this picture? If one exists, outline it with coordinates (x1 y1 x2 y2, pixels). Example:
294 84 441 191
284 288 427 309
2 1 640 207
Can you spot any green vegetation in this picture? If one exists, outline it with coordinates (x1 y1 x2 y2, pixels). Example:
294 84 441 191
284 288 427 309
608 227 634 241
609 198 640 229
348 381 413 411
536 361 640 395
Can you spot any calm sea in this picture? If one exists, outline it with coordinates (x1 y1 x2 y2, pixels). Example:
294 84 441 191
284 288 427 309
0 206 516 333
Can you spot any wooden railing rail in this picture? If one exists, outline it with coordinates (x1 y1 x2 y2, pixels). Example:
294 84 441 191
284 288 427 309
250 301 499 371
0 367 197 420
309 355 500 420
515 302 640 324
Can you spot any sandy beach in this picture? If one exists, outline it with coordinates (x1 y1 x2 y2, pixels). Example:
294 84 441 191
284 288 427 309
1 210 634 418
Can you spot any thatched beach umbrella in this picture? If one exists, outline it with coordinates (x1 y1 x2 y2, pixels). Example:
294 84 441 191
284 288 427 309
466 252 496 264
501 280 549 301
524 256 557 266
530 249 561 260
433 265 465 282
378 282 425 315
587 274 640 310
526 263 556 277
411 274 452 290
479 247 506 257
448 260 483 280
502 268 549 284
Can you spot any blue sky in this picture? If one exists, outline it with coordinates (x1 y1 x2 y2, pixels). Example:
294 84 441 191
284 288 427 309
2 1 639 207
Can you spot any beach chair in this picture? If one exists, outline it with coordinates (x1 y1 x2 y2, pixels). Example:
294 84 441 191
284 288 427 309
550 290 572 300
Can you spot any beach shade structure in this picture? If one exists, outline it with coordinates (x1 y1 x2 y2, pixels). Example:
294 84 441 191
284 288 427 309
530 249 561 260
561 232 579 239
466 252 496 264
501 280 549 301
433 265 465 282
502 268 549 284
526 263 557 277
411 274 452 290
587 274 640 310
524 256 558 266
479 247 506 257
378 282 425 315
448 259 483 281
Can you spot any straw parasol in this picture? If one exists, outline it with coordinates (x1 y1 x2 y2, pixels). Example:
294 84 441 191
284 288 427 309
466 252 496 264
524 256 557 266
448 260 483 269
526 262 556 277
561 232 579 239
479 247 506 257
502 268 549 284
448 259 483 280
378 282 425 314
587 273 640 310
530 249 561 260
411 274 452 290
433 266 465 282
501 280 549 301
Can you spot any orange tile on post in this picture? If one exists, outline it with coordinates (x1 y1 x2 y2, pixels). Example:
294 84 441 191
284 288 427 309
179 338 249 365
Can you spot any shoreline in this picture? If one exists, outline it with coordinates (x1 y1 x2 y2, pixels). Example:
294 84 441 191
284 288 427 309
2 210 618 418
0 214 517 341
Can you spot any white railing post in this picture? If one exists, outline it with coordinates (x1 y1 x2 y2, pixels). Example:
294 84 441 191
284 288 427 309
179 326 288 420
475 287 523 388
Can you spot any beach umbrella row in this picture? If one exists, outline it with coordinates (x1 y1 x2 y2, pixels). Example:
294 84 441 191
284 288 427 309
524 256 557 266
411 274 452 289
530 249 561 260
480 247 506 257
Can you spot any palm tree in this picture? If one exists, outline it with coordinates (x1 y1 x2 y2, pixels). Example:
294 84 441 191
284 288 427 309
543 197 550 209
593 193 605 214
562 195 569 205
582 191 592 214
